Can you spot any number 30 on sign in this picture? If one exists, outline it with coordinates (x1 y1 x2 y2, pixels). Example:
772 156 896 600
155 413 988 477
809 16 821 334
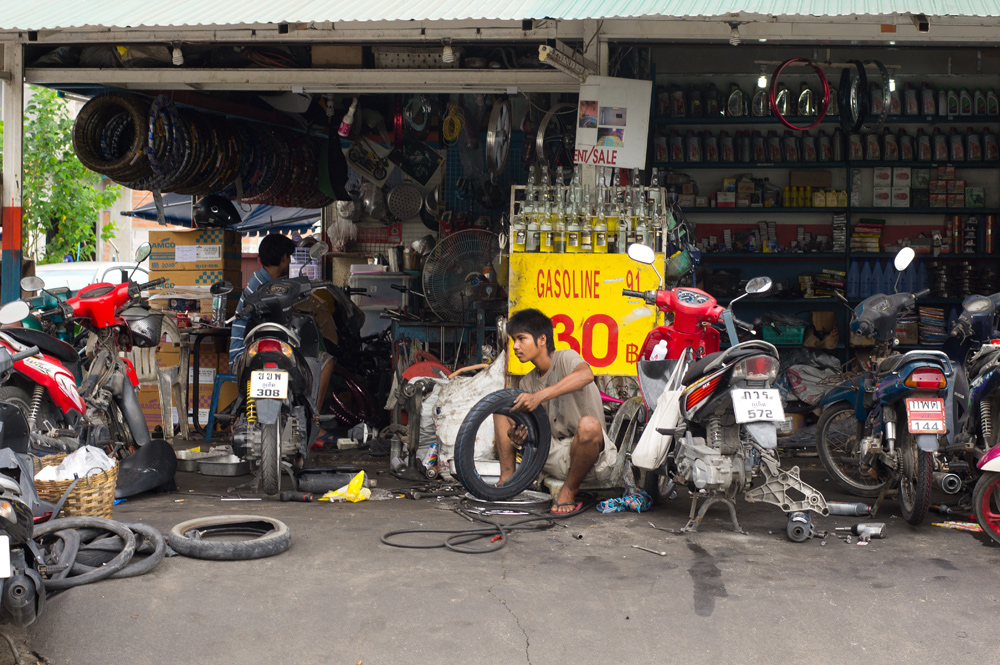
506 253 663 376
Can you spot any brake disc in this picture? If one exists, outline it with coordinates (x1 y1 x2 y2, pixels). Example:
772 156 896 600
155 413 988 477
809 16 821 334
485 97 512 178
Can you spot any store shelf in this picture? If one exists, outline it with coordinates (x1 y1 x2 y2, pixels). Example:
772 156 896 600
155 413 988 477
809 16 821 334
849 207 998 214
654 161 846 170
702 252 845 259
850 252 998 259
653 116 840 126
848 160 999 169
685 207 847 214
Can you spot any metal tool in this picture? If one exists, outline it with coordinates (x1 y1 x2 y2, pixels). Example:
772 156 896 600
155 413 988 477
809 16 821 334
631 545 667 556
280 491 314 502
648 521 675 533
835 522 886 540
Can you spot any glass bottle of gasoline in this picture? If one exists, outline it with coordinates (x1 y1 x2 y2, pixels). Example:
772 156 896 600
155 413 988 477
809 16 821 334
589 187 608 254
523 173 539 252
578 187 593 253
539 201 554 253
637 200 653 249
552 173 566 253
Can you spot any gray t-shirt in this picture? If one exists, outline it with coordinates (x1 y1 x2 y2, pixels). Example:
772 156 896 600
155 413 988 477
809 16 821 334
517 349 605 441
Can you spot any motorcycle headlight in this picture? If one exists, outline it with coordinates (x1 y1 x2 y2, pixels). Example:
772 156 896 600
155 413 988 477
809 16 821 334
0 501 15 524
731 356 780 383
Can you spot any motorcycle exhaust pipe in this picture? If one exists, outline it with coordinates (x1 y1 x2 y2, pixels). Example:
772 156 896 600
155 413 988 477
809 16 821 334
109 374 152 447
934 472 963 495
2 574 38 627
826 501 872 516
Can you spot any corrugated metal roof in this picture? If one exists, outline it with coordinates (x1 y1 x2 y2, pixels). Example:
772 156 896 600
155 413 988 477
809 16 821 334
2 1 999 30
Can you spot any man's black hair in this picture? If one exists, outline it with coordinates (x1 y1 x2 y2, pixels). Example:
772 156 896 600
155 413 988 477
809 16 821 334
258 234 296 268
508 308 555 354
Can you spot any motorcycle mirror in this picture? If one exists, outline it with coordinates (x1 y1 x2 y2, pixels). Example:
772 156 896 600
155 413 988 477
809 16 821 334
0 301 30 325
210 281 234 297
308 242 329 261
626 243 656 265
134 243 152 263
893 246 915 272
19 276 45 292
745 276 773 295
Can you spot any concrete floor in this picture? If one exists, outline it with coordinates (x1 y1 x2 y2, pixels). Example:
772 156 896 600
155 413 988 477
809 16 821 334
7 452 999 665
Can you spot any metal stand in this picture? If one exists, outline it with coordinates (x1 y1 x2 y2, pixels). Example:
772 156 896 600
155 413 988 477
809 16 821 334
682 495 746 534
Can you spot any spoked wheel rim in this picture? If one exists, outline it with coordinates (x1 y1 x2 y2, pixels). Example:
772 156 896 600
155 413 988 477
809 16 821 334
823 408 884 493
899 442 917 513
979 476 1000 539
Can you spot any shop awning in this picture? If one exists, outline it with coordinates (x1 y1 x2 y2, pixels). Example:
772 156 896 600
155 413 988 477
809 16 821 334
123 193 322 236
3 0 999 30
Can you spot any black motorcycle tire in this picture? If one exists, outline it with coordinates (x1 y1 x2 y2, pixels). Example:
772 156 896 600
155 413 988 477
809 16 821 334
816 402 887 498
34 517 137 591
454 389 550 501
260 421 280 496
167 515 291 561
69 522 166 579
972 471 1000 545
898 429 933 525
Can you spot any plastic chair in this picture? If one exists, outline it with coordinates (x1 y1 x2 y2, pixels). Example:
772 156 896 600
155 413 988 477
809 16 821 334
121 315 188 443
205 373 236 442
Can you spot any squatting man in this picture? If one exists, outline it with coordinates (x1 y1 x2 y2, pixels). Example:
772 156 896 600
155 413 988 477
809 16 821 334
493 309 617 514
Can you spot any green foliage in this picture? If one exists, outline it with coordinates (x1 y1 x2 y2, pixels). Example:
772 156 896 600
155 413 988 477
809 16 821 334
0 87 122 264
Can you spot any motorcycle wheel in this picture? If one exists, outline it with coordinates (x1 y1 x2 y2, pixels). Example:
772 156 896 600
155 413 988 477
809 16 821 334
641 470 675 505
0 385 33 421
898 429 933 525
107 402 138 458
972 471 1000 544
260 422 281 496
454 389 550 501
816 402 886 498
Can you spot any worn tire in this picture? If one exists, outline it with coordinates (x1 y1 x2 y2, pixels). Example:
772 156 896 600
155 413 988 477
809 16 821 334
260 422 280 496
816 402 886 498
899 429 933 526
70 522 166 579
454 389 550 501
167 515 290 561
973 471 1000 545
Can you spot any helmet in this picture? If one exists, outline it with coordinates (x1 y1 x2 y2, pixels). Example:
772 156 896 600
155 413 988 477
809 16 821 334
193 195 241 228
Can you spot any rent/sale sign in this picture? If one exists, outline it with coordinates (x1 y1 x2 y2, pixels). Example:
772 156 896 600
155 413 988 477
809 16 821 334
573 76 652 169
507 253 662 375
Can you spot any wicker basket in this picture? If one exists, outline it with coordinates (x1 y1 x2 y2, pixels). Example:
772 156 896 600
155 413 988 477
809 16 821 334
32 453 118 519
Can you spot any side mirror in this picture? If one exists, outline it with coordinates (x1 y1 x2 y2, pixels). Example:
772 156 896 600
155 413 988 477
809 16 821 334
745 276 773 295
894 246 915 272
20 276 45 292
211 281 234 297
135 243 152 263
308 242 329 261
0 301 30 325
627 243 656 265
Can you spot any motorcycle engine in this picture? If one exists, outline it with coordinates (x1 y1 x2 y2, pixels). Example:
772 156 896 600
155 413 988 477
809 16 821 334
675 429 747 492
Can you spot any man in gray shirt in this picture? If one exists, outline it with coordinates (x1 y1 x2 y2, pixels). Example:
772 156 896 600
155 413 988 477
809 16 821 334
494 308 617 514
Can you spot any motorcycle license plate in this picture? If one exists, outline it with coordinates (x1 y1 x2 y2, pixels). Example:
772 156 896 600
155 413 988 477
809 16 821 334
906 398 947 434
249 371 288 399
0 536 10 579
731 389 785 424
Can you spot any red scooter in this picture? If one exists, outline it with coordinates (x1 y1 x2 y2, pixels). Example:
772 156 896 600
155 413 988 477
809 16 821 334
625 244 829 538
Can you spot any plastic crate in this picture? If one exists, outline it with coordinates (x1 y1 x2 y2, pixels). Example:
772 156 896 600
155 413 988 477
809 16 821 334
762 325 806 346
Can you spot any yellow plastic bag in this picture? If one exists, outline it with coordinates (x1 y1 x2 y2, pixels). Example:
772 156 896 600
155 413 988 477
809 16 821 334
319 471 370 503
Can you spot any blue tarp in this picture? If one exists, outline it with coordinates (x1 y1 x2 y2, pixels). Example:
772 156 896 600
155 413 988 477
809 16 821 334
122 193 322 236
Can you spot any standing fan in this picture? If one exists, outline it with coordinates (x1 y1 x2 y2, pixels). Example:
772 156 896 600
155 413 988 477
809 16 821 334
422 229 501 321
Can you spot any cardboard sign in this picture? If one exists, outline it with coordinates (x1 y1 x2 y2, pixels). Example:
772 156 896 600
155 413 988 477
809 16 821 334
574 76 652 169
507 253 662 376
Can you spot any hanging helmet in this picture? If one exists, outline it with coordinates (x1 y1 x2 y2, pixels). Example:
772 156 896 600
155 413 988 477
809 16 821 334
193 195 241 228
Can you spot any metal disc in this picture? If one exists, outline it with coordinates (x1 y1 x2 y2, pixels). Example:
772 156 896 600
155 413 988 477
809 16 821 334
485 97 512 177
534 102 575 168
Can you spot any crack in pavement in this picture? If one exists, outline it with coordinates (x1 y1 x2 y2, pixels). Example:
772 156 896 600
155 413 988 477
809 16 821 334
488 560 531 665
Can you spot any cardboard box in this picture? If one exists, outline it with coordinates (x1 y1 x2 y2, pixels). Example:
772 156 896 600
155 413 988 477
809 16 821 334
892 167 912 187
947 179 966 194
948 193 966 207
912 189 930 208
138 381 239 430
896 321 919 345
873 166 892 186
737 180 756 195
966 187 986 208
912 169 931 189
891 187 911 207
929 180 948 194
789 170 833 188
311 44 364 68
148 269 243 294
149 228 241 271
715 192 735 207
937 166 957 180
695 196 708 208
930 193 948 208
721 178 737 192
872 187 892 207
679 194 696 208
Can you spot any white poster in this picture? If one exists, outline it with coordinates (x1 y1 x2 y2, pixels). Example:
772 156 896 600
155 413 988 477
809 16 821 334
573 76 652 169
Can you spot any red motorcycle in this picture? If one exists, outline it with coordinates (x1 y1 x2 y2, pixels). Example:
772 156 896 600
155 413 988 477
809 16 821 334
625 244 828 538
21 245 165 454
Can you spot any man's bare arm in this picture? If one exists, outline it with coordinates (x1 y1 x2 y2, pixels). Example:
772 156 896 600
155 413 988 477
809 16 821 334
512 363 594 411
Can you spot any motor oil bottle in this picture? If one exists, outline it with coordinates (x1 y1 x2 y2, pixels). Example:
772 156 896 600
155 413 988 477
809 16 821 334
848 132 864 160
948 89 960 116
960 88 973 116
752 130 766 161
921 83 936 115
783 130 800 162
670 85 686 117
989 89 999 116
704 131 719 162
938 87 948 116
933 127 949 161
865 132 881 160
882 128 899 161
829 87 840 116
720 130 735 163
817 130 832 162
751 88 769 117
904 83 919 115
669 130 684 162
916 128 933 161
984 128 999 160
870 82 884 116
949 127 965 161
726 83 746 117
889 87 901 116
705 83 720 116
967 127 983 161
975 89 987 116
798 84 816 116
899 129 914 161
767 130 782 162
801 131 817 162
832 128 846 161
538 201 554 253
775 84 790 116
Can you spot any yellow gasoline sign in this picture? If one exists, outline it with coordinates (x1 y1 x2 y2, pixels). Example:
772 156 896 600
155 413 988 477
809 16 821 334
507 253 663 375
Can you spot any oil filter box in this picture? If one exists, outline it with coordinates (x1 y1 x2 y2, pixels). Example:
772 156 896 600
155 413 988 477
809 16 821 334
966 187 986 208
149 228 241 271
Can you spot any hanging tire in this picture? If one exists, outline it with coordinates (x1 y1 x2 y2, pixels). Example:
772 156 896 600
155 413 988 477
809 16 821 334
454 389 550 501
973 472 1000 545
260 422 280 496
816 402 887 498
898 429 933 525
167 515 291 561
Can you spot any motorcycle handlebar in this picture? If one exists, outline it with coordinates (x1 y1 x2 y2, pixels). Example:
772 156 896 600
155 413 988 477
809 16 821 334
10 346 40 363
732 315 755 332
390 284 408 292
914 288 931 299
622 289 645 299
137 277 167 290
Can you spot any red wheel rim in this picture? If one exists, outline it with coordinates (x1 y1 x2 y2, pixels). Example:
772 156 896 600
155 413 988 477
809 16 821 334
980 476 1000 537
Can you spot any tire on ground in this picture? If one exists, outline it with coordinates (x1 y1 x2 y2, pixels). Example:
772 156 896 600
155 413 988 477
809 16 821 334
167 515 291 561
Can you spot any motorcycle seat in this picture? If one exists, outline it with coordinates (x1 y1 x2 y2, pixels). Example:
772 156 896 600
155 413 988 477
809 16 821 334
0 329 79 365
683 347 761 385
877 351 951 376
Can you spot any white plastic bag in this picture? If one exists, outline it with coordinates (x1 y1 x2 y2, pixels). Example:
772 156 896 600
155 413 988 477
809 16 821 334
631 389 682 470
433 351 509 480
34 446 115 482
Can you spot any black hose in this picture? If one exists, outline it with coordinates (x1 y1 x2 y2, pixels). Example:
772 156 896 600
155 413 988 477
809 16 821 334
34 517 136 591
68 522 166 579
